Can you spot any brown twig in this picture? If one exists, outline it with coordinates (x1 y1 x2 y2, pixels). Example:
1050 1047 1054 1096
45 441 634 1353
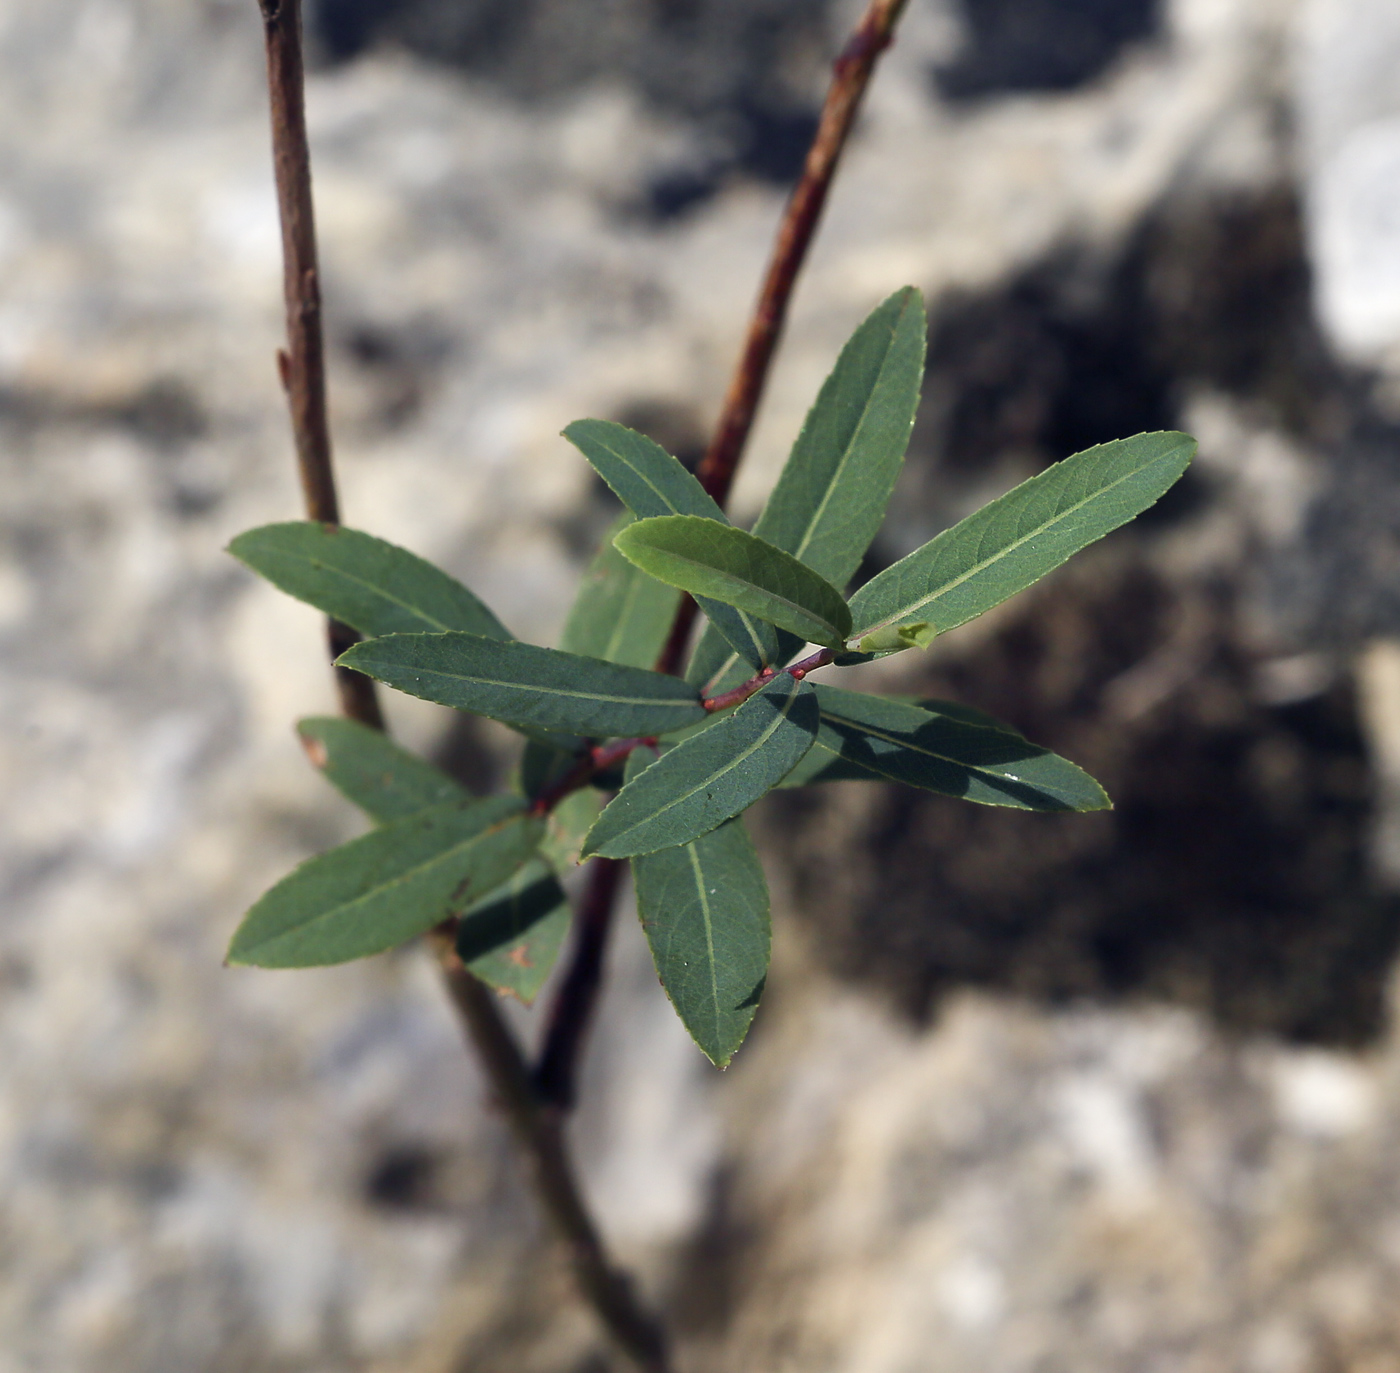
254 4 669 1369
426 927 670 1373
695 0 913 510
534 0 913 1107
259 0 382 729
533 856 626 1108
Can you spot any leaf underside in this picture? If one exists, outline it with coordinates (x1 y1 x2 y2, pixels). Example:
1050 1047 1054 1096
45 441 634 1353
296 716 469 822
561 512 681 669
457 858 571 1004
615 516 852 651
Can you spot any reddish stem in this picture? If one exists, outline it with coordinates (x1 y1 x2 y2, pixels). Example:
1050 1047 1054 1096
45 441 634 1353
529 736 656 818
694 0 913 511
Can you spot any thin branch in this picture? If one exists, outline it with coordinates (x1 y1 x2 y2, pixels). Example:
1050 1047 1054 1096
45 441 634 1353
533 856 626 1108
426 926 670 1373
259 0 382 729
703 647 836 712
696 0 913 510
254 5 669 1368
535 0 914 1099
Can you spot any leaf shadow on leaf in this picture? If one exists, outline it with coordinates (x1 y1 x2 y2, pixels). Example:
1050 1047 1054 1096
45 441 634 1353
735 975 767 1011
807 714 1083 811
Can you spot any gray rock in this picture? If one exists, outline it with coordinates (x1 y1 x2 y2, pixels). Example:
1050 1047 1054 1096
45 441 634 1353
13 0 1400 1370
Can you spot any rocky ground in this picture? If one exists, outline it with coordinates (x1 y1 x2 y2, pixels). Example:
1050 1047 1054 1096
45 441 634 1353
8 0 1400 1369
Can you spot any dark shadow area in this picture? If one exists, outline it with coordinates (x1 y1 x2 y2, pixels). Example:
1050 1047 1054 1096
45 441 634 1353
933 0 1163 101
878 184 1351 569
309 0 832 216
770 549 1400 1048
767 183 1400 1049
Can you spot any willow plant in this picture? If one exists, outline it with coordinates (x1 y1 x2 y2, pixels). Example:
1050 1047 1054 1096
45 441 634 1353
227 286 1193 1066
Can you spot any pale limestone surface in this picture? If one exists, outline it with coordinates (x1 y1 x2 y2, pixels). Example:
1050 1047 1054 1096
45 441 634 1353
10 0 1400 1369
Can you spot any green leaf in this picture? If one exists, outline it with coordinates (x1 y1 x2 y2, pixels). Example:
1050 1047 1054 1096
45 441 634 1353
296 716 469 822
338 633 708 738
582 673 818 858
701 599 783 672
560 513 681 669
685 630 745 696
563 418 779 670
564 419 726 522
629 753 769 1067
615 517 852 651
682 290 926 691
542 787 602 869
752 287 927 588
519 737 583 800
848 431 1195 641
291 717 561 996
229 522 511 640
780 684 1109 811
457 859 571 1004
228 796 544 968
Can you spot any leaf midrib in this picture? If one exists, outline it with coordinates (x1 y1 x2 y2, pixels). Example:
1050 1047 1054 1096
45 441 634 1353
371 661 699 712
790 310 904 568
602 435 723 523
686 842 722 1042
601 685 805 846
266 544 461 633
853 449 1182 636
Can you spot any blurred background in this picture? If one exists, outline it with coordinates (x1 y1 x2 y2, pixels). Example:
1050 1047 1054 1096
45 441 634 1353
8 0 1400 1367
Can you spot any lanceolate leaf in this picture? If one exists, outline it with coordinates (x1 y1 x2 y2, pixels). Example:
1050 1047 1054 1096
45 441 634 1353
228 797 544 968
293 717 560 995
563 419 726 523
296 716 469 822
780 684 1109 811
685 290 926 689
615 516 852 650
561 514 682 669
563 418 779 669
753 287 927 588
338 633 708 738
848 431 1195 641
582 673 818 859
629 746 769 1066
457 859 571 1004
229 522 510 640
